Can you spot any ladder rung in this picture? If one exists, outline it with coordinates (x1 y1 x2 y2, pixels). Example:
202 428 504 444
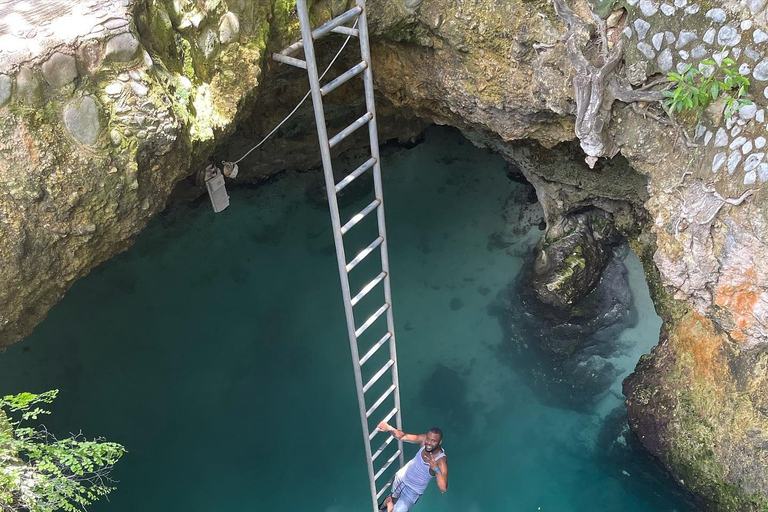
359 332 391 366
274 7 361 60
376 484 391 500
271 53 307 69
332 26 359 37
321 61 368 96
341 199 380 235
346 236 383 272
352 271 387 307
366 384 396 418
374 449 401 481
313 6 362 39
329 112 373 148
371 435 395 462
368 407 398 440
363 359 394 393
355 303 389 338
276 39 304 57
335 157 376 193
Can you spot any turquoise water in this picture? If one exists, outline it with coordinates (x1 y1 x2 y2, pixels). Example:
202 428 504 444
0 127 695 512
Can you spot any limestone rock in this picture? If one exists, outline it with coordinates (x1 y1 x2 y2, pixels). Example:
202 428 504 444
218 12 240 44
63 96 101 145
41 52 78 87
105 32 139 62
527 209 622 310
15 67 40 104
0 74 11 107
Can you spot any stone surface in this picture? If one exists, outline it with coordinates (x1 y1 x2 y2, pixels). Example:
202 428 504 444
657 48 673 70
105 32 139 62
718 25 741 46
706 8 727 23
712 151 727 171
754 60 768 81
41 52 77 87
218 12 240 44
15 67 40 104
638 42 656 58
63 96 100 145
747 0 768 13
676 29 697 48
639 0 659 16
635 18 651 40
0 74 11 107
703 27 716 44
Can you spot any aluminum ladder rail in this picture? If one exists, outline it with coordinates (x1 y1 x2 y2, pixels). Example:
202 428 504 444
272 2 405 510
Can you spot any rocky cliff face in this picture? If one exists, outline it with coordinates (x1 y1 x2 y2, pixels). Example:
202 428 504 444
2 0 768 508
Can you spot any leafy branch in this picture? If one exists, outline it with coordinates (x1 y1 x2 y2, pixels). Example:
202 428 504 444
0 390 125 512
663 58 752 119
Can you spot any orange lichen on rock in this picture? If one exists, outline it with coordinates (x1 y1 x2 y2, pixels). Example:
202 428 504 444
675 311 727 383
715 268 759 335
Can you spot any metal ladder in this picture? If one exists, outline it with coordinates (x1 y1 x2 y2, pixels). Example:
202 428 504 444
272 2 405 511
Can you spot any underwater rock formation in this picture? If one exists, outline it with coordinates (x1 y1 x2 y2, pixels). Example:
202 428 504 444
527 208 623 310
493 246 635 410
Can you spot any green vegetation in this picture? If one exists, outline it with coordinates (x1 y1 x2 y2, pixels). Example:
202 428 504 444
664 58 752 120
0 390 124 512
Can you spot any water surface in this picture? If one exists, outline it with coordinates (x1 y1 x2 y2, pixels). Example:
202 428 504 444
0 127 694 512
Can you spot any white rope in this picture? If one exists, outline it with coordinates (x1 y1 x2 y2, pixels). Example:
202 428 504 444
229 20 359 166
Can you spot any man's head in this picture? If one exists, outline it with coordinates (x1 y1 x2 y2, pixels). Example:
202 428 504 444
424 427 443 453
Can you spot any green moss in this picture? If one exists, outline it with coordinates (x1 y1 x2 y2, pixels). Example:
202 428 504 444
173 34 196 81
273 0 304 38
546 247 587 301
669 392 768 511
627 233 688 323
381 19 433 44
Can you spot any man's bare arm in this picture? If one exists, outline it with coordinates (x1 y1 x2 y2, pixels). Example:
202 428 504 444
377 421 427 444
434 457 448 493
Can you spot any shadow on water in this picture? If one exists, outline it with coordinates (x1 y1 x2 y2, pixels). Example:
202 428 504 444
418 363 474 433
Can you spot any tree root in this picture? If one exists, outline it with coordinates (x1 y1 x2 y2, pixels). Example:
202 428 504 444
553 0 666 167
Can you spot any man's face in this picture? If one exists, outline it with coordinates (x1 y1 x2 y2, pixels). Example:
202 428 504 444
424 432 442 453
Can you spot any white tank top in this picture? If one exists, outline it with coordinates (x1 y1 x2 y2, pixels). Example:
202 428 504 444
401 445 446 494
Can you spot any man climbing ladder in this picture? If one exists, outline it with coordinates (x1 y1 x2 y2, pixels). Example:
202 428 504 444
377 422 449 512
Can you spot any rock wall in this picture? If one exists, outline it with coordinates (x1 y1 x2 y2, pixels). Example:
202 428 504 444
0 0 270 344
2 0 768 508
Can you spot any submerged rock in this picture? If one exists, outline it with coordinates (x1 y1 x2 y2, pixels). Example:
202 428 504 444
527 208 623 311
492 249 636 410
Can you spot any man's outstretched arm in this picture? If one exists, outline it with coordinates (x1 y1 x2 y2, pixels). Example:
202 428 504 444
377 421 426 444
432 456 448 493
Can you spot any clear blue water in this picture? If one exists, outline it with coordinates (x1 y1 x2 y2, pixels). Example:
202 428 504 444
0 127 696 511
